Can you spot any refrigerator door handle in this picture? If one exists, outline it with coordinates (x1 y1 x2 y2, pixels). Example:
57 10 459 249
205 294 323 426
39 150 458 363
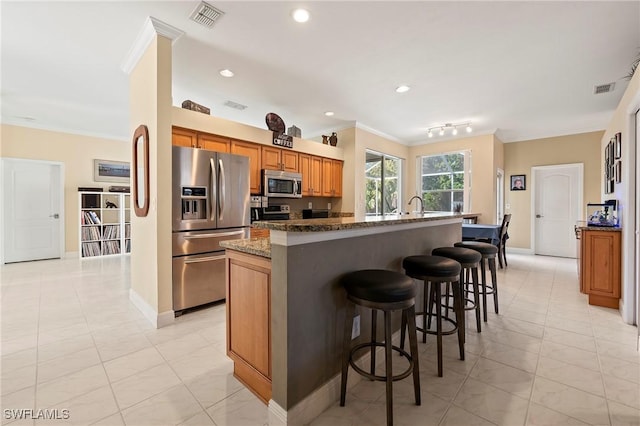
210 158 217 222
183 254 226 264
218 158 226 220
183 230 245 240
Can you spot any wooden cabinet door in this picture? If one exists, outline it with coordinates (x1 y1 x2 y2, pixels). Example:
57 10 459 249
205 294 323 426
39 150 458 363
310 156 323 196
299 154 312 196
281 150 299 172
261 146 281 170
198 134 230 152
331 160 343 197
321 158 333 197
172 127 197 148
231 140 262 194
583 230 621 299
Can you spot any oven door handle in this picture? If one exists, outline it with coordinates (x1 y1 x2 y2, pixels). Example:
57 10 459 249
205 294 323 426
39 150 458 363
184 254 226 264
183 230 245 240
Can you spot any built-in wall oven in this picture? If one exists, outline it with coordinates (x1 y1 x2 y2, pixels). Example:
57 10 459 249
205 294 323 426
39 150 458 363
262 170 302 198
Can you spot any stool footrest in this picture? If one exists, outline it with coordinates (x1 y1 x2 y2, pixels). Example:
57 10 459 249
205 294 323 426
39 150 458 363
349 342 415 382
415 311 459 336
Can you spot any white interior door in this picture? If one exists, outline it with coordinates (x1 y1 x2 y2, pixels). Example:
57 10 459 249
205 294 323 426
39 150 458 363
1 158 64 263
533 164 583 258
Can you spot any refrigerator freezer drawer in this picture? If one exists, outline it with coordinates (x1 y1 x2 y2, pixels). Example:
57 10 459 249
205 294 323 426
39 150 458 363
172 228 248 257
173 252 226 311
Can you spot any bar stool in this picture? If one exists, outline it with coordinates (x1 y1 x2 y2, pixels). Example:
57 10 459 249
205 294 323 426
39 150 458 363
454 241 499 321
339 269 421 426
431 247 482 336
400 255 463 377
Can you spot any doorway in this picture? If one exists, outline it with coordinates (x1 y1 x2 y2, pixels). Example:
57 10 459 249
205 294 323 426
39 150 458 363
1 158 64 263
496 168 504 223
532 163 583 258
365 150 402 215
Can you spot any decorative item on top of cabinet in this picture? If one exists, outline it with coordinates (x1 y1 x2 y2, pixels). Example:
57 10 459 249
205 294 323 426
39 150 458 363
181 100 210 115
321 135 329 144
287 125 301 138
329 132 338 146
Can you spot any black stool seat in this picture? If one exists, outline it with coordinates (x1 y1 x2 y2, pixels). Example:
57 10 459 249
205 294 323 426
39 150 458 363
403 255 461 278
432 247 481 264
342 270 415 303
454 241 498 256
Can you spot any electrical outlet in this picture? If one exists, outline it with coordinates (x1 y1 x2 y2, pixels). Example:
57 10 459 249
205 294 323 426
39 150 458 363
327 202 332 210
351 315 360 339
308 202 312 209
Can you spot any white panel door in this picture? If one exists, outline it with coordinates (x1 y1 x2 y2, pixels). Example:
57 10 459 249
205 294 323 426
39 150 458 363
2 159 63 263
534 164 582 258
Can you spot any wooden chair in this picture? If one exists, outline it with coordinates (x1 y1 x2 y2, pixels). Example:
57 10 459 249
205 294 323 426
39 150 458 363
473 214 511 268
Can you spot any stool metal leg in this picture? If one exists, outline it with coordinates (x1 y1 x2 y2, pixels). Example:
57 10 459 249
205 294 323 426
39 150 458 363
472 267 481 332
406 305 421 406
489 257 499 314
371 310 377 377
452 279 465 361
340 302 356 406
435 281 443 377
384 310 393 426
457 272 466 344
424 281 430 342
479 258 488 322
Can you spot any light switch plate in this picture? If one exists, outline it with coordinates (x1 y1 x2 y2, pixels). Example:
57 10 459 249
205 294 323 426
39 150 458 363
308 202 312 209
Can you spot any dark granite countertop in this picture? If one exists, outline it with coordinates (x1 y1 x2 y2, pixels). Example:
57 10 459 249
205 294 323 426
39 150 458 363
575 221 622 231
220 238 271 258
251 212 475 232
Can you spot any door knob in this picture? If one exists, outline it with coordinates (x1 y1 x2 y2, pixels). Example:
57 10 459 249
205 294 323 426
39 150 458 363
50 213 60 219
536 214 543 218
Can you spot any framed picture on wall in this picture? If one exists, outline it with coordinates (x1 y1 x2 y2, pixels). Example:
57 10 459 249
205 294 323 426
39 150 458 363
615 160 622 183
615 132 622 159
93 159 130 183
510 174 526 191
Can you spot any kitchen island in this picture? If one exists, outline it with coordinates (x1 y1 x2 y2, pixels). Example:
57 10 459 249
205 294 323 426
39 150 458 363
222 213 467 424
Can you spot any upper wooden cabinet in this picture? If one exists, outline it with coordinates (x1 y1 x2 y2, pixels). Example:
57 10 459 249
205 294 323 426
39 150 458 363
172 127 197 148
322 158 343 197
231 140 262 194
299 154 323 196
198 134 230 152
261 146 298 172
172 127 230 152
579 228 621 308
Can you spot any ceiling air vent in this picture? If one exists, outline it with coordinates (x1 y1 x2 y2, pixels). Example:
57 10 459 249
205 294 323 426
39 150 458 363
224 100 248 111
593 82 615 94
189 2 224 28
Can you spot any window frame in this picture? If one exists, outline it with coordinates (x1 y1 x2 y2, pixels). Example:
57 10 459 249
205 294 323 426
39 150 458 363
416 150 471 212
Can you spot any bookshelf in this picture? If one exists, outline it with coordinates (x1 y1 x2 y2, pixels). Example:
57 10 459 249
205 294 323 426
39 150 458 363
79 192 131 258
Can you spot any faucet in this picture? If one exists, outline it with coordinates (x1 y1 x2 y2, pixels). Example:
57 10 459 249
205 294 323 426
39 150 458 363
408 196 424 214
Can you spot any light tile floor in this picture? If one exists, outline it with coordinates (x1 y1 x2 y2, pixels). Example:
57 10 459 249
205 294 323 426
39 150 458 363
1 254 638 425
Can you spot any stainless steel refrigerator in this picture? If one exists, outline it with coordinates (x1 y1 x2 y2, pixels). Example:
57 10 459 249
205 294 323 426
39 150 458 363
172 146 250 313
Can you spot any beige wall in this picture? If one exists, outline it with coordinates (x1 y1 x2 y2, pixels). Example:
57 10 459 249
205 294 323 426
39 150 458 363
408 134 498 224
503 131 603 249
1 124 129 253
598 67 640 324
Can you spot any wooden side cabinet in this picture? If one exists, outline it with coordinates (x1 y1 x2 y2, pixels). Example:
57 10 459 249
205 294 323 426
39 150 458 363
321 158 343 197
225 250 271 403
579 228 621 308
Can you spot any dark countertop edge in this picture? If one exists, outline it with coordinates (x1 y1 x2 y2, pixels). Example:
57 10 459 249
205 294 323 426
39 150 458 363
252 213 469 232
220 238 271 258
575 221 621 231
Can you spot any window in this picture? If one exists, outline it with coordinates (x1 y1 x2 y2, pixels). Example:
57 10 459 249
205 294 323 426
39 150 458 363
365 151 402 216
418 151 470 212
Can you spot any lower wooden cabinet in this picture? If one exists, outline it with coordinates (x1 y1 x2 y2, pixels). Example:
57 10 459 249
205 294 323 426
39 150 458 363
579 228 621 308
225 250 271 403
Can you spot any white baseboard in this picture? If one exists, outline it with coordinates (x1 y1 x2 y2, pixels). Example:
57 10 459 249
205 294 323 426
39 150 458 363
268 332 401 425
129 288 175 329
506 247 534 255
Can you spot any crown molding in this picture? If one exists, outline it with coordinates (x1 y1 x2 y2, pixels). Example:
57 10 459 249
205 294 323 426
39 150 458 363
121 16 185 75
1 118 129 142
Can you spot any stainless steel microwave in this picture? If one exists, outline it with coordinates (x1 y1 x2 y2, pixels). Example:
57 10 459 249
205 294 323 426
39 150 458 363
262 170 302 198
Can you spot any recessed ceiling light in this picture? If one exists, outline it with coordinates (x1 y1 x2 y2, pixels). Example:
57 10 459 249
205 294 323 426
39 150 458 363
292 9 310 23
396 85 410 93
219 69 234 78
324 111 334 116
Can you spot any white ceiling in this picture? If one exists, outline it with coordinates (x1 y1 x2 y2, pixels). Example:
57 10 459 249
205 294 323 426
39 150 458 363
2 1 639 145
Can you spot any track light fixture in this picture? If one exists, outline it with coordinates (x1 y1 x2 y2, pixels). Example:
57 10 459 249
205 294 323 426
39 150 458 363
426 122 472 138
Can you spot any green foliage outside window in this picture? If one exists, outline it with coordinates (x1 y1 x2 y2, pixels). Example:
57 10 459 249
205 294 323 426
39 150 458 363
420 153 466 212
